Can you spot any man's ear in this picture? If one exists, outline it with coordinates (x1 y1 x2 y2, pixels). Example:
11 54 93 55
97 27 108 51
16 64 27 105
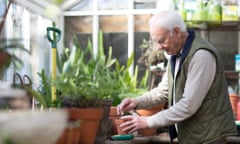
173 27 181 36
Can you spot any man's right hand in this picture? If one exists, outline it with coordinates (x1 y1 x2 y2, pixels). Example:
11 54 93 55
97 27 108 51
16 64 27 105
117 98 138 116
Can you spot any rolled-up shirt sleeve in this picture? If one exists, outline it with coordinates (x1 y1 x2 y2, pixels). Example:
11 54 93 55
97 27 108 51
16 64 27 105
147 49 216 128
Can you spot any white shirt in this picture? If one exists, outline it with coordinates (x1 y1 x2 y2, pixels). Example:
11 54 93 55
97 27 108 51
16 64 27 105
145 49 216 128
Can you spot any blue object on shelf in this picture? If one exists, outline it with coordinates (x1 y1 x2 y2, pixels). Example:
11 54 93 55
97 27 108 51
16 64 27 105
110 134 134 141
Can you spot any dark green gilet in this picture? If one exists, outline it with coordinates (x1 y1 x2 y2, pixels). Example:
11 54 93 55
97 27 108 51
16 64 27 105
167 34 237 144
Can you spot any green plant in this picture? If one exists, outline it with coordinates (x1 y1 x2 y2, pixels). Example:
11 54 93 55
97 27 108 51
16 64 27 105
36 69 63 108
28 31 149 109
54 32 117 108
138 38 167 68
2 134 14 144
0 39 30 70
25 69 63 108
111 52 149 106
54 31 149 108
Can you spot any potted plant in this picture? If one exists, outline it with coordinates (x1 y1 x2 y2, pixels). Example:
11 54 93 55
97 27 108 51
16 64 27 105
108 51 149 136
55 30 153 142
52 31 125 144
31 31 149 143
26 31 116 144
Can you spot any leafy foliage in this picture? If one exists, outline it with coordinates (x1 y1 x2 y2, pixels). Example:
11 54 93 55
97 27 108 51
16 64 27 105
55 32 116 107
0 38 30 75
20 69 52 108
55 31 149 107
31 31 149 108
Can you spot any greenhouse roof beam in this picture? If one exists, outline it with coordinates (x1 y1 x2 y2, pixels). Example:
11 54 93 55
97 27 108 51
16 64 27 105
14 0 45 16
63 9 158 16
30 0 53 9
134 0 156 3
15 0 62 22
61 0 83 11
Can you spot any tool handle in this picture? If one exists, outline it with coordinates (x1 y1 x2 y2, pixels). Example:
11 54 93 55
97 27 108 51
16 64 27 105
110 134 134 141
47 27 61 48
12 72 24 88
51 48 57 101
23 74 32 86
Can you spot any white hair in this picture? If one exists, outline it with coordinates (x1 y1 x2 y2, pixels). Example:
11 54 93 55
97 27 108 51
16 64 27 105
149 10 187 32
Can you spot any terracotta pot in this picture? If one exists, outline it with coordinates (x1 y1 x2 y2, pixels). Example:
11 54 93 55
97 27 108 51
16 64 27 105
230 94 239 119
136 104 165 116
111 118 127 135
55 108 83 144
0 52 10 78
109 106 118 118
109 107 129 135
136 105 165 136
57 108 104 144
56 126 81 144
109 107 119 135
0 52 10 67
94 100 112 143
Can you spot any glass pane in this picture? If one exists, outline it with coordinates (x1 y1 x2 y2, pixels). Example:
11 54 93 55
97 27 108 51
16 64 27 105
103 33 128 65
0 0 7 18
134 32 150 79
76 33 92 52
100 15 128 65
134 14 151 82
100 15 128 33
99 0 128 10
134 14 151 32
70 0 93 11
64 16 93 47
134 1 156 9
134 15 152 81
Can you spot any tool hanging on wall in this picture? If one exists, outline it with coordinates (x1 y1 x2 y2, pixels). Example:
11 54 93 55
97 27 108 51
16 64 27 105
47 23 61 102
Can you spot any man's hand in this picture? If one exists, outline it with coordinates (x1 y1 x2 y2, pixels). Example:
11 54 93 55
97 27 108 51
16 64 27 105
119 115 148 133
117 98 138 115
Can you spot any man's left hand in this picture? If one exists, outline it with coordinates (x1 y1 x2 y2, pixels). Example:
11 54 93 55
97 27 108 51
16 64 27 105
120 115 148 133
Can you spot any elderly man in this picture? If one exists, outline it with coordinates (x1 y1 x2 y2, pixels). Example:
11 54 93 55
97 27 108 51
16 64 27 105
117 10 237 144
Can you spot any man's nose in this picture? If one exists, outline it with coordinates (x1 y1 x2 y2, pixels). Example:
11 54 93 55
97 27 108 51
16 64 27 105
156 43 164 50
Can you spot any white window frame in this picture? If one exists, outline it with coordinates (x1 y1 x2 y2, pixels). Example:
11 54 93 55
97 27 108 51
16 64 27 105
62 0 159 74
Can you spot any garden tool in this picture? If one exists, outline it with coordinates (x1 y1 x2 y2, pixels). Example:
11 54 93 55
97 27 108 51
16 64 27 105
47 25 61 102
12 72 33 109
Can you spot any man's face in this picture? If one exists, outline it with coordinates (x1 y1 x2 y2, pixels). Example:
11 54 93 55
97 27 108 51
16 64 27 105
150 24 180 56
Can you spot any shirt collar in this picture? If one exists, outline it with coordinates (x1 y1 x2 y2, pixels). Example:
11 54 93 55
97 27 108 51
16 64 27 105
170 29 195 76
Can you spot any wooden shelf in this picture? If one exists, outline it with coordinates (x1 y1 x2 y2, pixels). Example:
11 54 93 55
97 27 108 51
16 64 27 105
225 71 239 80
186 21 240 31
